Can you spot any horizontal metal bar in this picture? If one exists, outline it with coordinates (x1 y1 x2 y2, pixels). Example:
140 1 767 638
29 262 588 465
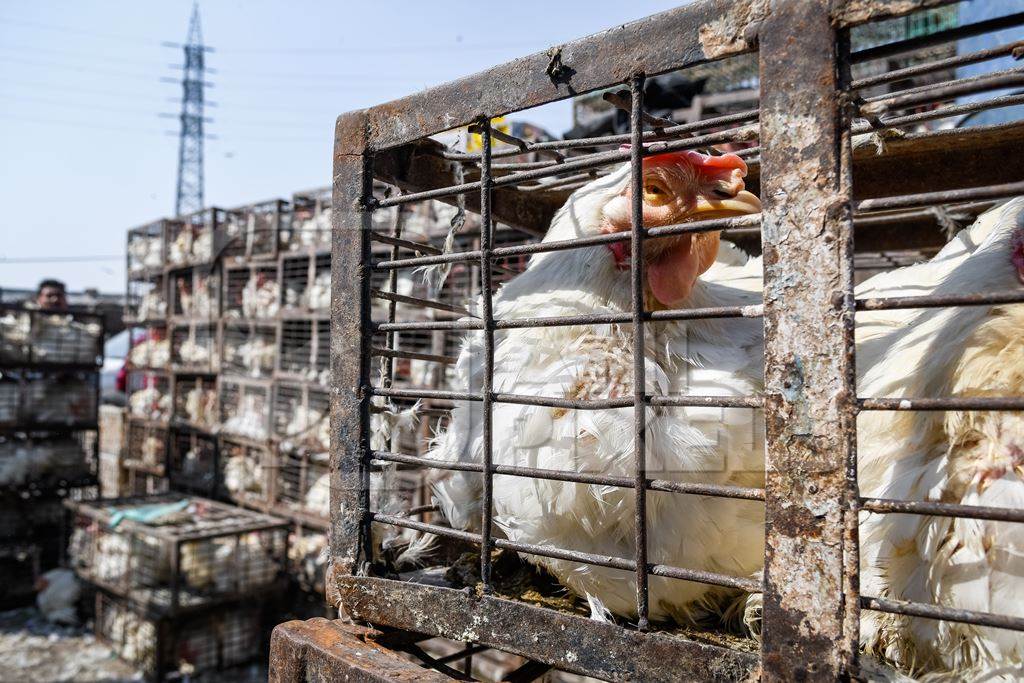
370 512 759 593
852 39 1024 90
372 450 764 501
370 347 458 365
857 290 1024 312
855 181 1024 213
860 497 1024 524
855 92 1024 135
858 397 1024 411
862 595 1024 632
850 11 1024 64
370 289 474 317
648 395 763 408
861 67 1024 115
376 319 482 332
369 231 443 255
373 214 763 271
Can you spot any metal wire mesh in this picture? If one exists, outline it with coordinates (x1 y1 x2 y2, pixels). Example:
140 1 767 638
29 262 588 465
170 322 219 373
168 428 218 496
221 320 276 379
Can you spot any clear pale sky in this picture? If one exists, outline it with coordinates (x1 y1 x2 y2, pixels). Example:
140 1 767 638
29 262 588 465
0 0 683 294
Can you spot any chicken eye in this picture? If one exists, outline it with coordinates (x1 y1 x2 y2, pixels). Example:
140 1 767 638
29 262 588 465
711 187 735 200
643 183 671 205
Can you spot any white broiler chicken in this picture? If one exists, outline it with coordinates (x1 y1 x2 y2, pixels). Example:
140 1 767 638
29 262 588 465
241 272 280 319
427 149 1024 677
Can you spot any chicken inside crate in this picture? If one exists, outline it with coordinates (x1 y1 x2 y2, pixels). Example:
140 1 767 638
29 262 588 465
288 523 328 597
221 320 276 379
168 428 217 496
127 325 169 371
219 377 272 441
0 307 104 367
224 264 280 320
169 322 218 373
277 319 329 384
0 370 99 429
125 273 167 325
270 382 330 522
280 252 331 315
329 5 1024 680
124 419 168 474
126 370 171 423
217 436 271 510
95 590 266 680
171 374 218 431
0 433 94 489
284 188 331 252
170 267 220 321
167 208 222 267
127 220 171 277
223 199 288 263
69 494 288 612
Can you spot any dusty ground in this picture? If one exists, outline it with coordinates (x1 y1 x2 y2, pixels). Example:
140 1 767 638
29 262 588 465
0 607 141 682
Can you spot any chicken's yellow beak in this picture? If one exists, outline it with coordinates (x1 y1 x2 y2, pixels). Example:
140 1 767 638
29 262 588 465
690 190 761 219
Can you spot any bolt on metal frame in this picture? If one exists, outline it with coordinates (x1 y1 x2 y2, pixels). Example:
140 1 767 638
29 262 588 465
329 1 1024 679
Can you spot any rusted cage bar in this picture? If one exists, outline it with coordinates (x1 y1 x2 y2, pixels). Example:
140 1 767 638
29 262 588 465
166 208 224 268
222 198 289 264
325 1 1024 681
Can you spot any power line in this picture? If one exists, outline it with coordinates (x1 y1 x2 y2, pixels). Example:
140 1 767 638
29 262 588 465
0 54 174 82
0 43 167 68
0 17 157 45
0 254 125 263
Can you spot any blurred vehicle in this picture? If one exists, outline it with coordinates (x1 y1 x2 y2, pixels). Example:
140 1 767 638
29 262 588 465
101 330 128 406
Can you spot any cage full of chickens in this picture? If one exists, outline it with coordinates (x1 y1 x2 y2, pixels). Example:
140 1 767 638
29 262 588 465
127 220 175 278
167 427 218 497
0 306 104 368
169 322 219 373
285 187 331 253
0 370 100 432
94 588 267 682
222 198 290 264
0 432 96 491
126 370 171 424
221 320 277 378
123 418 168 476
170 374 218 432
68 494 288 614
219 376 272 441
169 266 220 321
224 263 280 321
166 208 225 268
217 435 272 511
125 273 167 325
318 2 1024 681
276 318 329 384
126 325 169 372
280 251 331 316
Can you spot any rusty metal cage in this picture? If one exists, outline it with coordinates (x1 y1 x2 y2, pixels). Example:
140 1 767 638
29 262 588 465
328 2 1024 680
286 187 331 253
169 266 221 322
166 208 224 268
124 418 168 476
68 494 288 614
126 370 171 424
169 322 219 373
0 432 95 490
217 435 272 510
0 370 100 431
127 220 175 278
277 318 329 383
221 320 276 378
219 376 272 441
94 588 266 681
280 252 331 316
126 469 170 497
167 427 218 496
126 325 169 371
0 306 104 368
170 374 218 432
224 263 280 320
222 198 289 264
125 273 168 326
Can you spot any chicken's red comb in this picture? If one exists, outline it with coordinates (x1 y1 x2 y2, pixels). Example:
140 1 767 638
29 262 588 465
619 144 747 176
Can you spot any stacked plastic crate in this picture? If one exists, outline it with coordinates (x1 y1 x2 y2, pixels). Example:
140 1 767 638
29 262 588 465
0 303 103 607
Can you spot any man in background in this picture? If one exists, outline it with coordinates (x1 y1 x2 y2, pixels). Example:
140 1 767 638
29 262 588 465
35 279 69 311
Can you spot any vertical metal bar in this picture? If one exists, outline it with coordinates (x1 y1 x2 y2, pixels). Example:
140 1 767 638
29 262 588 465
382 204 407 390
629 73 650 631
758 1 858 679
330 113 375 580
478 119 496 592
